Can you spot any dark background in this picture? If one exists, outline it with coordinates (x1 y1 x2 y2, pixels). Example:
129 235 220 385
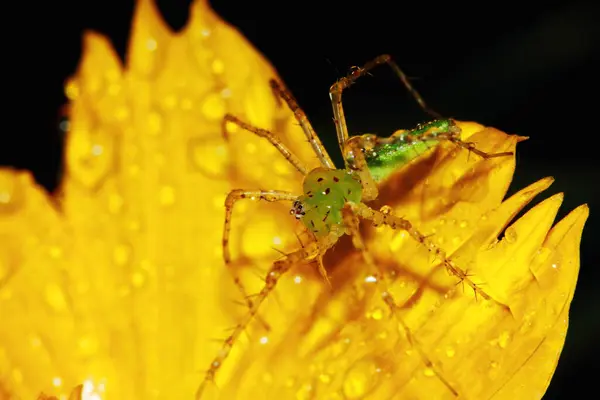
5 0 599 397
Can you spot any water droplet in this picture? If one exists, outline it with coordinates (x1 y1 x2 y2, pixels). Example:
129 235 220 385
490 360 499 369
259 336 269 345
371 307 383 320
162 95 177 110
188 137 229 179
319 373 331 384
212 59 224 74
12 368 23 384
262 372 273 384
273 159 293 176
504 227 518 244
201 93 226 120
147 112 162 135
159 185 176 207
498 331 511 349
329 336 352 358
0 170 24 213
64 79 80 100
221 88 232 98
295 383 314 400
445 346 456 358
108 193 124 214
342 358 380 399
29 335 42 348
459 220 468 228
439 218 446 225
78 335 99 357
66 130 114 190
45 284 68 311
113 244 132 267
146 38 157 51
52 376 62 387
48 246 63 259
423 367 435 377
131 270 147 288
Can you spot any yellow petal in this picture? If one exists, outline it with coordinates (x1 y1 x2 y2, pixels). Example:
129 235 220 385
0 0 587 399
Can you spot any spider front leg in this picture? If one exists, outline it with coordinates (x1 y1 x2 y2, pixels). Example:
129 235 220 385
222 189 298 327
222 114 309 175
348 202 510 311
269 80 335 169
197 230 340 399
330 54 441 160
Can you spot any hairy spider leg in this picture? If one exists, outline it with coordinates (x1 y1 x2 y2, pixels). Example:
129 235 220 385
222 190 298 330
330 54 442 158
270 79 335 169
340 204 459 397
220 115 312 329
347 201 510 311
329 65 511 304
222 114 309 175
434 131 514 159
196 231 340 400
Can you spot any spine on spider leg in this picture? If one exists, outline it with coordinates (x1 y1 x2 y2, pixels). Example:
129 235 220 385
350 202 509 308
196 259 294 399
197 235 337 398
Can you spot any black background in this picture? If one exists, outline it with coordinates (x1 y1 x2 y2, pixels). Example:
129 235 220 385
4 0 599 398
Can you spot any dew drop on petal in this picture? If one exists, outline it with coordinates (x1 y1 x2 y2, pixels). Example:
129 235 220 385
342 358 380 399
504 226 518 244
0 171 23 213
147 112 162 136
113 243 132 267
212 59 224 74
202 93 226 120
188 137 229 178
498 331 511 349
159 185 176 207
371 307 383 321
45 284 68 312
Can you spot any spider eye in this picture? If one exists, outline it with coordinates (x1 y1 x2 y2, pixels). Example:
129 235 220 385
291 200 305 220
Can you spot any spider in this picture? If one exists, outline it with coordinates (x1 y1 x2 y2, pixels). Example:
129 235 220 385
197 54 513 399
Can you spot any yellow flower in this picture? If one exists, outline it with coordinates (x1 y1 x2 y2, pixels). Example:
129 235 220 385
0 0 587 399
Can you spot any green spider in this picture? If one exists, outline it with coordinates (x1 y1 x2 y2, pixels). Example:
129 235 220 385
197 55 513 398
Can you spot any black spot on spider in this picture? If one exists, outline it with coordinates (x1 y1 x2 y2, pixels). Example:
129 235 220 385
317 177 324 182
322 210 330 222
308 194 313 198
240 194 246 198
347 189 352 195
310 220 315 228
333 176 339 182
324 188 331 195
